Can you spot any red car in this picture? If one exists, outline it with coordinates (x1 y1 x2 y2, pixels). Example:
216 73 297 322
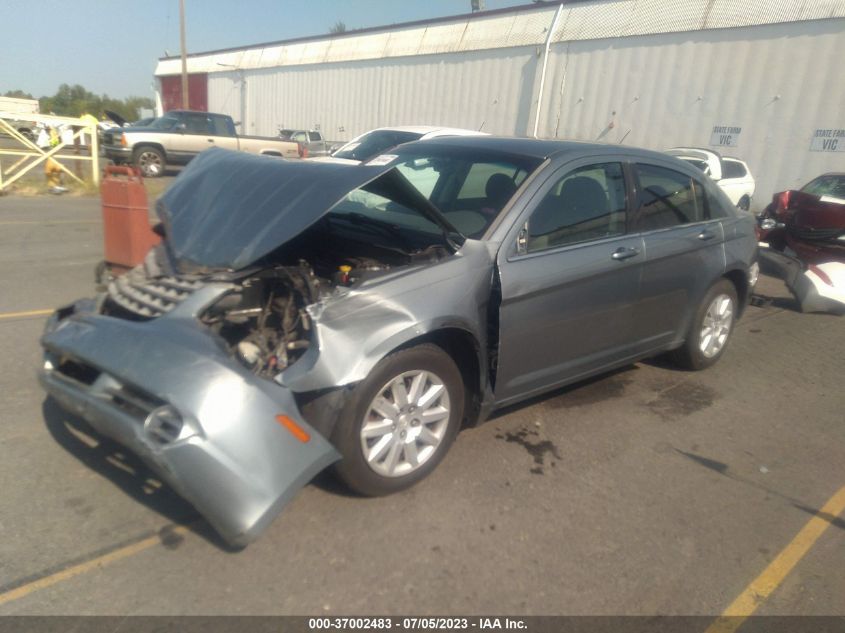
758 173 845 264
757 173 845 313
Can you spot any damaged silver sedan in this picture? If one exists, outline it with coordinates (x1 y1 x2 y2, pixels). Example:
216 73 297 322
39 138 758 546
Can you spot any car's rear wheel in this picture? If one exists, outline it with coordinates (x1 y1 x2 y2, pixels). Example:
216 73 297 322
134 147 165 178
332 344 464 496
671 279 738 370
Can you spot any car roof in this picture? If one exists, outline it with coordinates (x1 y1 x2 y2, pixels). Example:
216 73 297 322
410 135 674 162
165 110 223 116
370 125 472 135
667 146 724 161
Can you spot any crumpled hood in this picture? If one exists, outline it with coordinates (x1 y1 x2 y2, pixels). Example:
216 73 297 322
104 109 128 127
156 148 401 271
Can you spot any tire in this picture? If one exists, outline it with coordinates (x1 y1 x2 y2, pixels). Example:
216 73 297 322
331 343 464 497
671 279 738 370
738 195 751 212
134 146 166 178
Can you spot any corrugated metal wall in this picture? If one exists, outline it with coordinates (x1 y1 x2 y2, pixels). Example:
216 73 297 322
171 1 845 205
208 47 539 140
538 18 845 199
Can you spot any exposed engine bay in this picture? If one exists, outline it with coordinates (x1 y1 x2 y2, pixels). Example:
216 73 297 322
201 264 322 377
102 225 451 379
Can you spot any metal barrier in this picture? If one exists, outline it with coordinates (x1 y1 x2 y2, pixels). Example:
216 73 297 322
0 111 100 192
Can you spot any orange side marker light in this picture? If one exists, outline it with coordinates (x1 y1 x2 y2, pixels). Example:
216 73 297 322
275 415 310 443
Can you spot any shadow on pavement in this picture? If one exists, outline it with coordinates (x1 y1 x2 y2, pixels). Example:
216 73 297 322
41 396 238 552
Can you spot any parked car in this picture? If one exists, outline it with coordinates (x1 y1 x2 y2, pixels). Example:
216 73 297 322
329 125 486 163
277 129 338 157
103 110 303 177
39 138 758 546
756 173 845 312
667 147 756 210
0 95 39 140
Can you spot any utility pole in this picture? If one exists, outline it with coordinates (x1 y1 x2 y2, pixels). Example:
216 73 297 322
179 0 189 108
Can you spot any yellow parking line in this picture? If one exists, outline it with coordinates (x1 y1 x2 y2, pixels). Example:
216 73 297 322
705 485 845 633
0 525 190 606
0 308 54 320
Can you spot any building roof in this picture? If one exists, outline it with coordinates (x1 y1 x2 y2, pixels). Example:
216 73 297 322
155 0 845 77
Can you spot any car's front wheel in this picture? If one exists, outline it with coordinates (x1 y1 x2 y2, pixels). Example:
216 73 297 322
332 344 464 496
671 279 738 370
134 146 165 178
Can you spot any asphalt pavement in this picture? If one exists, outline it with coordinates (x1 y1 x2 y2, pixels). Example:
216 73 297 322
0 195 843 617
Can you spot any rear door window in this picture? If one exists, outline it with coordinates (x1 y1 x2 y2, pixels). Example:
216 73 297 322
634 164 707 230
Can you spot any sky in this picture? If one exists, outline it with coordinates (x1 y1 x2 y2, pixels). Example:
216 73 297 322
3 0 528 101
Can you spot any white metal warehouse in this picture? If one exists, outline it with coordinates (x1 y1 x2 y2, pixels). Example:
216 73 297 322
154 0 845 205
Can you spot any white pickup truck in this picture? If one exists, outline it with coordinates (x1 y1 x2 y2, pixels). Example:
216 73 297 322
103 110 303 177
277 129 340 157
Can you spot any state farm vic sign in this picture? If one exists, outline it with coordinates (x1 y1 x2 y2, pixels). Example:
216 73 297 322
710 125 741 148
810 128 845 152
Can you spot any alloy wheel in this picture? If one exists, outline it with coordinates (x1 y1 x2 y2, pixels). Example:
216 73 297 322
360 370 451 478
138 151 162 177
699 293 734 358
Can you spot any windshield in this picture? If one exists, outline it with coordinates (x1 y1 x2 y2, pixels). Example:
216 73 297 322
365 145 542 238
801 174 845 200
333 130 422 161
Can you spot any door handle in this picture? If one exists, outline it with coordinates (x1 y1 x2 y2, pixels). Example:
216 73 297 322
611 246 640 261
207 138 215 143
698 229 716 241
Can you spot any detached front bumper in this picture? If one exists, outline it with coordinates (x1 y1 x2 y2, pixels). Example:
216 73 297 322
39 299 339 547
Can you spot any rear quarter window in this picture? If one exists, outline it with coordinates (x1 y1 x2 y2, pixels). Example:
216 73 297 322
722 160 747 179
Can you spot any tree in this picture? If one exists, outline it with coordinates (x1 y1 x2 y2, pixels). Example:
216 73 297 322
329 20 347 34
38 84 153 121
3 89 35 99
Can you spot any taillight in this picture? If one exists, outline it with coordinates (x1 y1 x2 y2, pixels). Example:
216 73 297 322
778 190 792 210
297 142 308 159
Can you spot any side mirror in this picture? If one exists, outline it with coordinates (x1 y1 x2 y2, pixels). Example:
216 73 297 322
176 122 186 133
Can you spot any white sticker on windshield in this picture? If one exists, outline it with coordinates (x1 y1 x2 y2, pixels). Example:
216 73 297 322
366 154 399 166
820 195 845 204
